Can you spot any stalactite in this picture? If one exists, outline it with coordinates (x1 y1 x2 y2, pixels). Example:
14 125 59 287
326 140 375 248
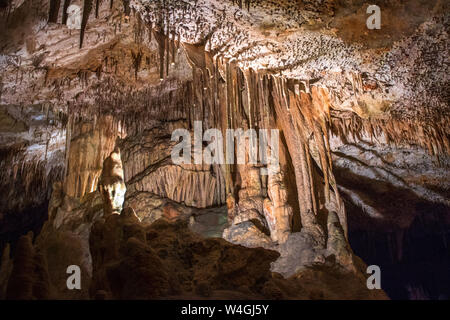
80 0 93 49
147 21 153 43
154 30 165 80
165 35 169 77
330 113 450 158
134 13 144 44
131 49 143 80
95 0 100 18
271 77 315 230
171 31 176 65
95 64 102 79
62 0 71 24
122 0 130 16
266 73 348 237
63 114 72 185
48 0 61 23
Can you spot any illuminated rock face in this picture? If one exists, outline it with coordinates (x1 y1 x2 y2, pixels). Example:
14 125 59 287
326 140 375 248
264 171 293 244
99 147 126 216
64 116 119 199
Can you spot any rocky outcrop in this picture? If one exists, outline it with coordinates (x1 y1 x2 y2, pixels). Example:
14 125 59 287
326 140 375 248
88 214 385 300
32 184 103 299
4 232 50 299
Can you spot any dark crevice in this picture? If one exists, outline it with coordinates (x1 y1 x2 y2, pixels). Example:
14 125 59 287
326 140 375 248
339 167 450 299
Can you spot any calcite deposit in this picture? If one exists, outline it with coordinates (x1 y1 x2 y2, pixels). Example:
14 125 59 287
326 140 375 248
98 147 127 215
0 0 448 300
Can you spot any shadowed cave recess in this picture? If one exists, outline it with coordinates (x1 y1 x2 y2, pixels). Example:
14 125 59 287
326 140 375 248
0 0 448 300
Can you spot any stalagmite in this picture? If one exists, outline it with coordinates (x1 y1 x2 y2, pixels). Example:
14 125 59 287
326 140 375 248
48 0 61 23
99 147 126 215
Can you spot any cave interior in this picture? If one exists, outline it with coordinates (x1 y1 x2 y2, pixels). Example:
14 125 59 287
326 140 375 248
0 0 448 300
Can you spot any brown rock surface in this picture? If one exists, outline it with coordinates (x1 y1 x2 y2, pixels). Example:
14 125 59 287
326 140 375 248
88 214 386 300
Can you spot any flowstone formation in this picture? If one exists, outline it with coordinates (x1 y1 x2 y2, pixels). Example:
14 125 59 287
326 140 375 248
0 0 448 299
